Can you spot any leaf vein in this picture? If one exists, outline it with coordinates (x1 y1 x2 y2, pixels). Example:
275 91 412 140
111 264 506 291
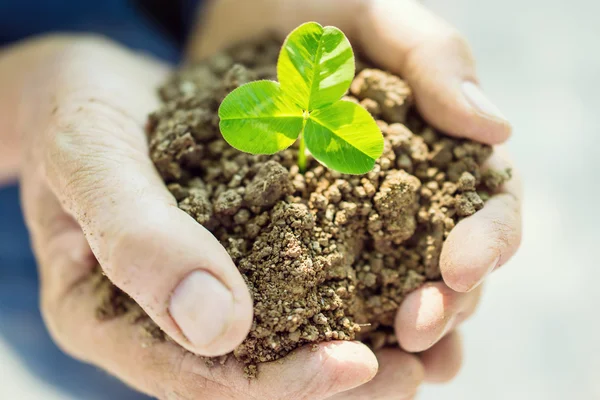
308 115 376 160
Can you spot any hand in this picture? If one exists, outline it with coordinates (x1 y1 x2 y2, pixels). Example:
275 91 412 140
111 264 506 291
13 36 377 399
190 0 523 398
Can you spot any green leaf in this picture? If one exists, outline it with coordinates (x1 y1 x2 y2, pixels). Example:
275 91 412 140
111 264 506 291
278 22 354 111
304 101 384 174
218 22 384 175
218 80 304 154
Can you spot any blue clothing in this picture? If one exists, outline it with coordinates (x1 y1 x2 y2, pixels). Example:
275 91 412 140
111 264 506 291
0 0 184 62
0 1 200 398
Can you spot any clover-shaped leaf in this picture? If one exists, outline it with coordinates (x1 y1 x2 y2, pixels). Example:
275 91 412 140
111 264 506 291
277 21 355 110
219 22 383 175
218 80 303 154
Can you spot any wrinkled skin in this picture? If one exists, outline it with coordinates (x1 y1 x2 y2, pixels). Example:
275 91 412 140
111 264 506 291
0 0 522 399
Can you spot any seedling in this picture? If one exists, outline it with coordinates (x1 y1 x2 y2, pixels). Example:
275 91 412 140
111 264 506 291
218 22 384 175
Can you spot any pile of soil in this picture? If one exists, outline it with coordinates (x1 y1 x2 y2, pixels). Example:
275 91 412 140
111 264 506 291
95 37 510 375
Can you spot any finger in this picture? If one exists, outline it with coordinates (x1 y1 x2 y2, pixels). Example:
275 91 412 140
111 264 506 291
328 349 424 400
395 282 482 352
257 342 378 400
57 280 378 400
56 280 377 400
420 331 463 383
357 0 511 144
24 38 253 356
26 177 378 400
441 149 523 292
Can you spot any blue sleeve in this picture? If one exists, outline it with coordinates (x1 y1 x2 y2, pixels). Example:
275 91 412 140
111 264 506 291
0 0 208 63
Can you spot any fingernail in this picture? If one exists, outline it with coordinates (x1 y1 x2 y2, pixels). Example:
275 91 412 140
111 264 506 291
462 81 508 122
169 270 234 348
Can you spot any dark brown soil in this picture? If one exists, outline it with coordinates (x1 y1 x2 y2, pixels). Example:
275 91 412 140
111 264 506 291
94 37 510 374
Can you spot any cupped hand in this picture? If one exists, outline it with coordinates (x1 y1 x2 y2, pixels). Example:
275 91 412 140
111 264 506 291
14 36 377 399
352 1 522 388
191 0 522 398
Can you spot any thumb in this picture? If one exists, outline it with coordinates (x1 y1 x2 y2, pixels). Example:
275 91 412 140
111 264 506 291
358 0 511 145
26 37 253 357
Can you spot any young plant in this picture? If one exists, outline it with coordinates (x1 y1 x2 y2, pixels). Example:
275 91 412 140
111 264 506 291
218 22 384 175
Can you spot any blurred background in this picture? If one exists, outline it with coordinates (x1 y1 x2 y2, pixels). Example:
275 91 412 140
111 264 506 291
422 0 599 399
1 0 597 399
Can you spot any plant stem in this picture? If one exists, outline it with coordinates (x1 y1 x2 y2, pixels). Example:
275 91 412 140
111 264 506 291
298 111 309 173
298 131 307 173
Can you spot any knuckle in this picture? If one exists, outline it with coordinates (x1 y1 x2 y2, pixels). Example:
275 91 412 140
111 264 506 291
105 211 170 283
43 129 112 210
42 117 141 216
